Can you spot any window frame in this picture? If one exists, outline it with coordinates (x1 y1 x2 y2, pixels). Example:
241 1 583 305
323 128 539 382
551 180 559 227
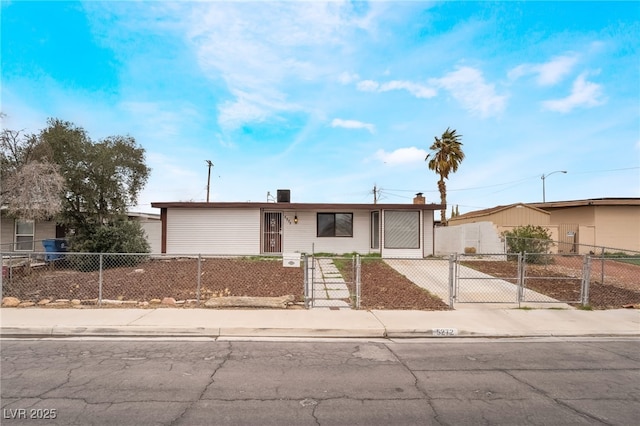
14 219 35 252
370 211 380 249
383 210 421 249
316 212 354 238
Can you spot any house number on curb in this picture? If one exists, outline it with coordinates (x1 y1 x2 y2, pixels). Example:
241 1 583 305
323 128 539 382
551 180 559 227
432 328 458 336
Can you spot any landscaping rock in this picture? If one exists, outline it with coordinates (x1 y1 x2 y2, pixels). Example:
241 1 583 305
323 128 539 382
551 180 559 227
18 301 35 308
71 299 81 305
37 299 51 306
161 297 176 306
204 295 294 309
2 297 21 307
101 299 123 305
150 298 162 304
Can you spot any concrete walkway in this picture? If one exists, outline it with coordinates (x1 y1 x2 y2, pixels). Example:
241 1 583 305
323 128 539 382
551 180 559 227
385 259 574 309
1 307 638 339
308 258 351 309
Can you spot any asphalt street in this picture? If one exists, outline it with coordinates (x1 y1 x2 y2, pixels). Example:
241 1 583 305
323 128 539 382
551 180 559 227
1 337 639 425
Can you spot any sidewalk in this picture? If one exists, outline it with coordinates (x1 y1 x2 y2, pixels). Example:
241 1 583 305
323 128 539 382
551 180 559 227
1 307 638 339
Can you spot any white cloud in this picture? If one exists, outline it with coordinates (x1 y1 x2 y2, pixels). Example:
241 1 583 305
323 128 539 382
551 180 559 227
338 72 360 84
509 54 579 86
331 118 375 133
356 79 436 99
542 73 605 113
431 67 507 117
375 147 427 166
182 2 378 130
357 80 380 92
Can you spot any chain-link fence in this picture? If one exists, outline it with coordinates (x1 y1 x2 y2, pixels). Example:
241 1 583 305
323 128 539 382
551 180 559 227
304 255 359 309
2 250 639 310
457 252 640 308
1 252 304 308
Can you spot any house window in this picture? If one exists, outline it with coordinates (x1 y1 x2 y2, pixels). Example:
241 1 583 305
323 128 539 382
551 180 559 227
371 211 380 249
317 213 353 237
15 220 35 251
384 211 420 249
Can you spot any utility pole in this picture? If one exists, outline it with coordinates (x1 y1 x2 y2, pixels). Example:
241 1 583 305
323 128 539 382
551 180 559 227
372 184 378 204
205 160 214 202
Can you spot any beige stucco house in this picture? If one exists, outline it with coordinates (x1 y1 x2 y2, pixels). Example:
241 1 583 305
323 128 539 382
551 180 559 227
529 198 640 254
441 198 639 255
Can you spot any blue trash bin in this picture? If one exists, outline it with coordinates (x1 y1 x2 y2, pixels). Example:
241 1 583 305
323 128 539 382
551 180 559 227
42 239 67 261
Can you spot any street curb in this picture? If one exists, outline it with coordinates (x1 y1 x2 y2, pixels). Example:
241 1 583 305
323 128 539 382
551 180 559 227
0 326 387 339
2 326 639 339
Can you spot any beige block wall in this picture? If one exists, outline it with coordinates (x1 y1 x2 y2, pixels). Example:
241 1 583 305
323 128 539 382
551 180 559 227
594 206 640 252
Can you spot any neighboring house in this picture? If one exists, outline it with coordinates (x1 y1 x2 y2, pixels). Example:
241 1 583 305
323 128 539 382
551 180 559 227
0 210 60 253
127 211 162 253
437 203 554 255
151 192 443 258
1 210 163 254
441 198 640 255
528 198 640 254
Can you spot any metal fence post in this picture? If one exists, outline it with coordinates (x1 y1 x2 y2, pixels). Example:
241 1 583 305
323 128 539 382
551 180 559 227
582 255 592 306
303 254 309 309
355 254 361 309
518 252 524 305
0 253 4 295
196 254 202 306
448 254 455 308
600 246 605 285
310 254 315 309
98 253 103 307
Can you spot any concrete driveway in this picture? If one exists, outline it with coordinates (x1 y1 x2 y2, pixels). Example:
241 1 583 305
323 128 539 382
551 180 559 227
384 259 573 309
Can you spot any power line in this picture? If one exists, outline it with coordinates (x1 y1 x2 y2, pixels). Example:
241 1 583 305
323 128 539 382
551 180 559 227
384 166 639 195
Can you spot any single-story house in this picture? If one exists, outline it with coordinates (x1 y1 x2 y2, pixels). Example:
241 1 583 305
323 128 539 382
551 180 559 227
127 212 162 254
528 198 640 254
437 203 554 254
440 198 640 255
151 192 443 258
0 210 61 253
1 210 163 254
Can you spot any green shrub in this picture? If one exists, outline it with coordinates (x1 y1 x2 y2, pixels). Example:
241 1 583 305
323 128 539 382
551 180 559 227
68 220 150 270
502 225 553 264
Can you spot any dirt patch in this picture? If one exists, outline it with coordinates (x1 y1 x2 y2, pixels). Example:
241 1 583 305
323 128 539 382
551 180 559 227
2 257 304 306
359 260 449 311
2 256 449 310
461 259 640 309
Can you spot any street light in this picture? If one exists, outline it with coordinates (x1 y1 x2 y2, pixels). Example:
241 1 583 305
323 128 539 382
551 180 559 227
541 170 567 202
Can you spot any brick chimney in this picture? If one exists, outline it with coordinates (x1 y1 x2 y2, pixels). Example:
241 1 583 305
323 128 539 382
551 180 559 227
413 192 426 204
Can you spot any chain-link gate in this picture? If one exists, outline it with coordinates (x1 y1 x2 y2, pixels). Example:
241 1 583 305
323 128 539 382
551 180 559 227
520 253 589 305
303 254 360 309
452 253 522 304
453 253 590 307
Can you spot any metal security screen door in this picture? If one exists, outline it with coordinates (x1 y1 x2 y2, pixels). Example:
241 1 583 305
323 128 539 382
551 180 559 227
263 212 283 253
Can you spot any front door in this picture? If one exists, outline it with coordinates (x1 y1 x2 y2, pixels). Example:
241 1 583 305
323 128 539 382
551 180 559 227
263 212 283 253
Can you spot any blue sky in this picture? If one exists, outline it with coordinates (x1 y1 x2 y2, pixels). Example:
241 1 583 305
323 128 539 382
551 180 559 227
2 1 639 214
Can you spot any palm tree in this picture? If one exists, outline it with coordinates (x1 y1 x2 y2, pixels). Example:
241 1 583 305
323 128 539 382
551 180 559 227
425 127 465 225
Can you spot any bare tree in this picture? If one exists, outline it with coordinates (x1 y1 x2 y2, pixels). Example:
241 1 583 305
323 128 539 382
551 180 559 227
1 124 64 220
1 161 65 220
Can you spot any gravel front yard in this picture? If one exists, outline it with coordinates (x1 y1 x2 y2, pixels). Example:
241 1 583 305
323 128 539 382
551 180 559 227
2 256 448 310
4 255 637 310
462 258 640 309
